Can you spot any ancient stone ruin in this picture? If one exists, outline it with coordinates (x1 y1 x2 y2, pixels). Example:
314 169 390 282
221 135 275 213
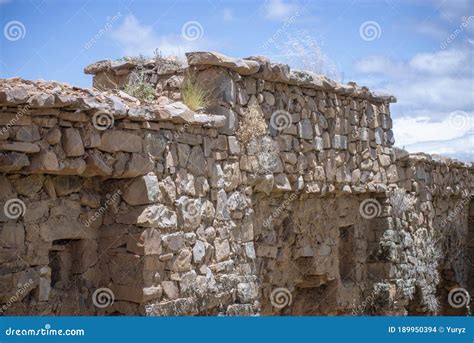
0 51 472 316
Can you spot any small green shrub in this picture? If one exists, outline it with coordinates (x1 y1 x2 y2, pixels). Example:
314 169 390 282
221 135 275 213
124 69 155 102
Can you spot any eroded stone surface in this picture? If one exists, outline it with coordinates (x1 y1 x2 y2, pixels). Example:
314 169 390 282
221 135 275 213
0 52 471 318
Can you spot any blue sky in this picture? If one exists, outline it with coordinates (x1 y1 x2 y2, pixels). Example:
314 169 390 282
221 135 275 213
1 0 473 161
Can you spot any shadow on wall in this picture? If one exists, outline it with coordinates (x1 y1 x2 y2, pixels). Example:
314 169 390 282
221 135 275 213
254 193 388 316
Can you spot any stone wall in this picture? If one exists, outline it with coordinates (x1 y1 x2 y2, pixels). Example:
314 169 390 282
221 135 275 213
0 51 472 316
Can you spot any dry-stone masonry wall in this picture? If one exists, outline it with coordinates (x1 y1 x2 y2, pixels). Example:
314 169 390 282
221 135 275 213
0 51 472 316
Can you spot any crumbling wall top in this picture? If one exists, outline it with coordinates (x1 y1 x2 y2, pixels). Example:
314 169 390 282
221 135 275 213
84 51 397 104
0 78 225 128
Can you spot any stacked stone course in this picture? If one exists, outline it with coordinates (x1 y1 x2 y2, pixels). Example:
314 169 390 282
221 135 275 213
0 51 472 316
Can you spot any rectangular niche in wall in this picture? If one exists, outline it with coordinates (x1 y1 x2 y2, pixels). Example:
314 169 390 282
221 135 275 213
338 225 356 285
49 239 77 289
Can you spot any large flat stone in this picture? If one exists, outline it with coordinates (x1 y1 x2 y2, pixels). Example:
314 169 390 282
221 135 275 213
98 131 142 153
186 51 260 75
0 142 40 153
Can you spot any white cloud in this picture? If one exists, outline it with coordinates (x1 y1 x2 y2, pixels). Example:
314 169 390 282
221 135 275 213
409 50 466 74
415 22 447 40
264 0 298 20
393 115 474 161
350 0 474 160
355 48 473 115
354 46 473 161
355 49 469 77
110 14 213 58
393 114 474 146
110 15 159 56
391 76 473 113
435 0 474 22
401 132 474 162
353 56 400 75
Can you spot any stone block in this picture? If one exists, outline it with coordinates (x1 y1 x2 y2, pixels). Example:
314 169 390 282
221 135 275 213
122 173 160 206
61 128 84 157
98 131 142 153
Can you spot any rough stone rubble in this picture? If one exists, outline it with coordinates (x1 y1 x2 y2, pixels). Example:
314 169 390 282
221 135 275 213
0 51 472 316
